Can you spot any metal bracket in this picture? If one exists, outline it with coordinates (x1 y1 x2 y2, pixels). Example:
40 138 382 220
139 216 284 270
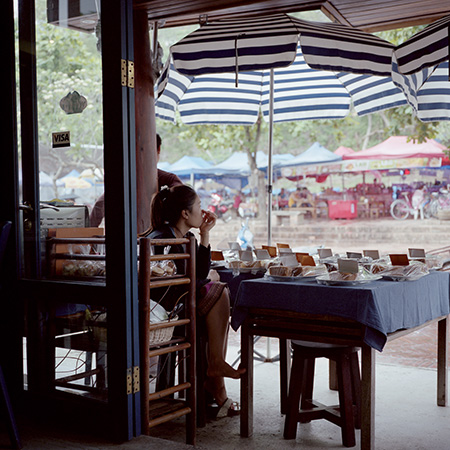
133 366 140 393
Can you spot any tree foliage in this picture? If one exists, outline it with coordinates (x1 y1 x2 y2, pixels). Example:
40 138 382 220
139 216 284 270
34 0 103 184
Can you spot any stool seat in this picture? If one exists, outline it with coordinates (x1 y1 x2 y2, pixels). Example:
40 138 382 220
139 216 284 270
291 339 352 349
284 341 361 448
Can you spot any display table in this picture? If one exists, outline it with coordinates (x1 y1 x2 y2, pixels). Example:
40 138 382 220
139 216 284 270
231 272 450 449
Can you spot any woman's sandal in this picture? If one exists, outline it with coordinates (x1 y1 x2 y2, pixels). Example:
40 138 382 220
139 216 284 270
207 398 241 419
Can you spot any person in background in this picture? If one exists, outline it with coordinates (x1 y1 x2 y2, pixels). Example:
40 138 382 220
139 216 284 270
288 187 303 208
299 186 314 207
89 134 182 227
278 188 289 209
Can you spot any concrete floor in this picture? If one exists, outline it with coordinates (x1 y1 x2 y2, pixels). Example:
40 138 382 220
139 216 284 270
3 333 450 450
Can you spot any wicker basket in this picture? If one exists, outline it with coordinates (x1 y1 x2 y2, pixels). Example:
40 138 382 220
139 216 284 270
149 316 178 345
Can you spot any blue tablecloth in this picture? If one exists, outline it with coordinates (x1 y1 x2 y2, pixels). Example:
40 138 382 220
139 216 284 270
231 271 450 352
216 268 265 306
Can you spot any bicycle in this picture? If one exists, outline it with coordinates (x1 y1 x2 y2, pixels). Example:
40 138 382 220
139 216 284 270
423 187 450 219
390 191 433 220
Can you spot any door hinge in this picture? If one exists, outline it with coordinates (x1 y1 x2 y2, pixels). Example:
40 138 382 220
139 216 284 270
133 366 140 393
121 59 135 89
126 366 140 395
126 368 132 394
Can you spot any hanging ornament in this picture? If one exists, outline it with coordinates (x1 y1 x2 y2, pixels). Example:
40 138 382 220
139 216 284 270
59 91 88 114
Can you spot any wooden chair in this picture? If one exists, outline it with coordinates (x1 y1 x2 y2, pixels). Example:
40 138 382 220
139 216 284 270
369 201 384 219
45 236 107 394
284 341 361 448
139 236 197 445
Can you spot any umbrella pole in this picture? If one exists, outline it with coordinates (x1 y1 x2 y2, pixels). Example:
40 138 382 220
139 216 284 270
265 69 274 362
267 69 274 247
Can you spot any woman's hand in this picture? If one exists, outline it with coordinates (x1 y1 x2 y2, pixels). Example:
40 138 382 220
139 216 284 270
200 209 217 233
199 209 216 247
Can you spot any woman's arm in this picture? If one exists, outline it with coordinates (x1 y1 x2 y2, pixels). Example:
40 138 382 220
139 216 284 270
196 242 211 280
196 209 216 279
199 209 216 247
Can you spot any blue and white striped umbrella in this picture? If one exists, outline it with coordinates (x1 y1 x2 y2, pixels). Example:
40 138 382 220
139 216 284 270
156 47 406 125
171 14 395 78
292 17 395 77
170 14 299 76
392 58 450 122
394 14 450 75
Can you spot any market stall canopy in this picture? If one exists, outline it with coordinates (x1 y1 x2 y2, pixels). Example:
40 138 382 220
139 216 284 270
59 169 81 179
334 146 356 156
167 155 213 177
344 136 448 160
212 151 266 177
157 161 172 171
278 142 342 169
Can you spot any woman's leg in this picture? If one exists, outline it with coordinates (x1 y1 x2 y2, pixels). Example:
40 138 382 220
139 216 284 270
204 289 245 403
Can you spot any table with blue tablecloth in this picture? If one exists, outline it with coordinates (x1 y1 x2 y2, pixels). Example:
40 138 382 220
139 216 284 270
232 271 450 450
232 271 450 351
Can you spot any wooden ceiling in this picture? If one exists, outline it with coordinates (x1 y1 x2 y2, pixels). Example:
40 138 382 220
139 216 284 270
133 0 450 32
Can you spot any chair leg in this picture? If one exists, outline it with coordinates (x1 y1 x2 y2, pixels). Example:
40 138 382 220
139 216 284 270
279 338 291 415
350 351 361 429
299 358 315 423
336 355 356 448
284 350 305 440
196 330 208 428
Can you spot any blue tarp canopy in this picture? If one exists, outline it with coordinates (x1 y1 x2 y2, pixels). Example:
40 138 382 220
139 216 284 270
157 161 172 171
277 142 342 169
167 155 213 177
212 151 295 176
59 169 81 179
160 152 295 186
212 152 261 176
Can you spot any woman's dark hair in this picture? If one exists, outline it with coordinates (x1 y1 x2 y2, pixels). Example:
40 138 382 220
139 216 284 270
150 184 197 230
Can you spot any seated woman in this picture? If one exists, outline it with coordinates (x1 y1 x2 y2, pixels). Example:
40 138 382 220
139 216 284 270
141 184 245 416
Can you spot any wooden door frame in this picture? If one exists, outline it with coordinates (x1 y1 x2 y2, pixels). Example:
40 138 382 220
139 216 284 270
1 0 141 441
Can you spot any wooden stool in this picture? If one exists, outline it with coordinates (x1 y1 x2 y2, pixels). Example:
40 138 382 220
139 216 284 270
283 341 361 448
